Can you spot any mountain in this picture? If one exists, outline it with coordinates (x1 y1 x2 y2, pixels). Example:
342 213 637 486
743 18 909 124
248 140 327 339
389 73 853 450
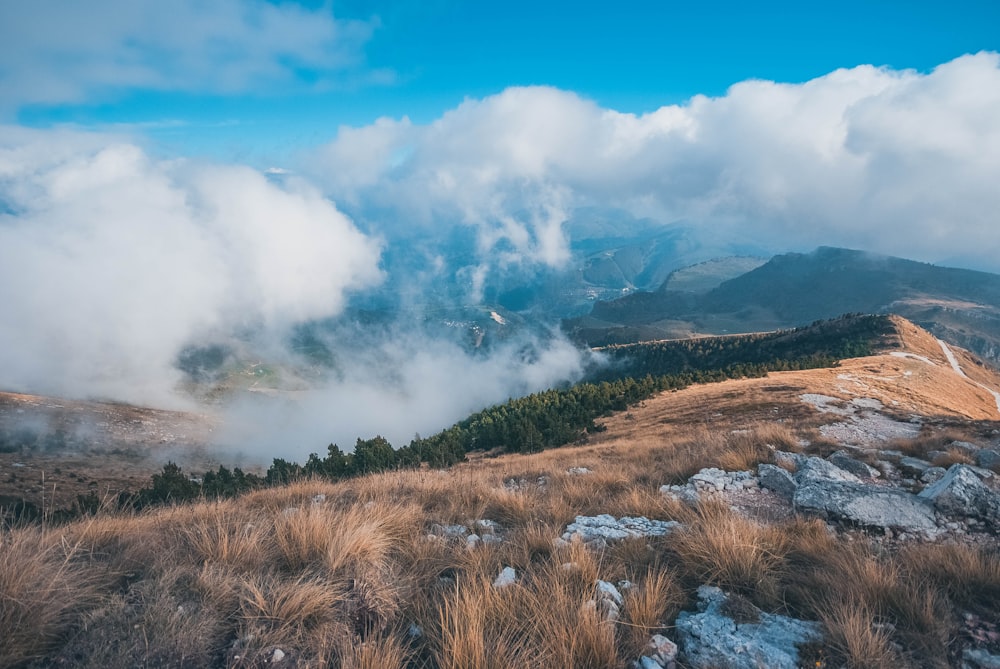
567 246 1000 365
3 315 1000 668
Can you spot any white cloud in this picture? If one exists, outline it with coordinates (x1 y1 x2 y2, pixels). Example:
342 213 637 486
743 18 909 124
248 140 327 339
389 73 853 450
0 0 376 109
0 127 383 405
308 52 1000 273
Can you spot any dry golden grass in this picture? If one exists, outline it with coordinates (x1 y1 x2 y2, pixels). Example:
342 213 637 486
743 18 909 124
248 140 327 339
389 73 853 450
2 403 998 668
0 530 111 666
669 500 790 608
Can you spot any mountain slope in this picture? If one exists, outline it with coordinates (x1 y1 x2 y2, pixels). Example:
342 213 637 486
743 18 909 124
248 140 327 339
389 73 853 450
570 247 1000 364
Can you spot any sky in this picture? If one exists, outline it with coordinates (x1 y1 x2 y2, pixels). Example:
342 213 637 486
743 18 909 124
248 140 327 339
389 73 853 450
2 0 1000 444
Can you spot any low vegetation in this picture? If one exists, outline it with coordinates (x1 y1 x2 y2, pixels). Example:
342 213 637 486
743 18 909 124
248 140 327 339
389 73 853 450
2 422 998 668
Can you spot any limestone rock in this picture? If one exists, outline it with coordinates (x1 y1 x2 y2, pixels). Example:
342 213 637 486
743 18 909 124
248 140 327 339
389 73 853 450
899 456 932 477
795 457 861 484
918 464 1000 523
793 479 938 532
976 449 1000 470
828 451 881 479
562 515 680 544
493 566 516 588
757 464 797 499
675 586 822 669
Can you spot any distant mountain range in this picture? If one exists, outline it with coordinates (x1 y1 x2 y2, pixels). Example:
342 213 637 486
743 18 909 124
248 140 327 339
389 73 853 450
565 246 1000 366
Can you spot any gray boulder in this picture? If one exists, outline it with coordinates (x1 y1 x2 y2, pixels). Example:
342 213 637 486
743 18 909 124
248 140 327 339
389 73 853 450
793 480 938 532
828 451 881 479
562 515 680 544
918 464 1000 523
795 457 861 484
675 586 822 669
757 464 797 499
899 456 933 476
976 449 1000 470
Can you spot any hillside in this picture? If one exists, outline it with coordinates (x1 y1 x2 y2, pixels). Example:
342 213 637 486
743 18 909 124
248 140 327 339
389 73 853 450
2 316 1000 668
568 247 1000 365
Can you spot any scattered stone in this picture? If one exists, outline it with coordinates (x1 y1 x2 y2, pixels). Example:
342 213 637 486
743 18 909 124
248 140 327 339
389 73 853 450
918 464 1000 523
271 648 285 663
596 580 624 606
493 566 517 588
876 449 906 463
949 441 980 456
899 456 933 477
921 467 948 484
466 534 481 549
561 515 680 545
772 451 805 471
976 449 1000 470
675 586 822 669
641 634 678 668
475 519 498 533
430 523 468 538
407 623 423 639
795 457 861 485
963 648 1000 669
828 451 881 479
757 464 797 499
567 467 592 475
310 494 325 505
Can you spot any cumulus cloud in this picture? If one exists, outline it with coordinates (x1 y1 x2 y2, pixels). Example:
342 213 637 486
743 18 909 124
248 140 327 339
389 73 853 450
0 0 377 109
308 52 1000 273
0 127 383 405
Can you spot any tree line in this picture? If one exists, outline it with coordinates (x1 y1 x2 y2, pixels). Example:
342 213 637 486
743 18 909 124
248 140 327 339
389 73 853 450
3 314 896 524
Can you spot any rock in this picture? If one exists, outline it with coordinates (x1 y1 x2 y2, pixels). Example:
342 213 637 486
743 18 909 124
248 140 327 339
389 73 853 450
976 449 1000 470
431 523 468 538
793 480 938 532
949 441 979 456
772 451 805 470
466 534 481 549
596 580 624 606
475 519 498 533
562 515 680 544
828 451 881 479
876 449 906 463
310 494 326 505
689 468 729 491
407 623 423 639
567 467 592 475
964 648 1000 669
271 648 285 663
641 634 678 667
493 566 516 588
918 464 1000 522
898 456 933 476
757 464 797 499
795 457 861 484
675 586 822 669
636 657 664 669
921 467 948 484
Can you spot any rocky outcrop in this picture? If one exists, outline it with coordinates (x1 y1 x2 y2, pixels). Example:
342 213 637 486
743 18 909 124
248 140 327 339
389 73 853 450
560 514 680 549
918 464 1000 524
827 450 881 479
793 478 938 532
757 464 797 499
675 586 822 669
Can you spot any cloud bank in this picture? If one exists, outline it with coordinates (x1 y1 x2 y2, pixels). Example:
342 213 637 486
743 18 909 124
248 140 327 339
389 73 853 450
0 127 382 405
310 52 1000 273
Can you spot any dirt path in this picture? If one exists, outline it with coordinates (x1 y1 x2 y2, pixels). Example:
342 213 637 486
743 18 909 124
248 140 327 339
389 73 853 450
937 338 1000 414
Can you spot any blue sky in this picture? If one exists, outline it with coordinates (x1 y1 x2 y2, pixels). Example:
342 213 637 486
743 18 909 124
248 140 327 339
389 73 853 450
7 0 1000 162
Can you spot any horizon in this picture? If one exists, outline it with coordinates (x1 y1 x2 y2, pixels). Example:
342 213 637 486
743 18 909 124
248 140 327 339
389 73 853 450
2 0 1000 446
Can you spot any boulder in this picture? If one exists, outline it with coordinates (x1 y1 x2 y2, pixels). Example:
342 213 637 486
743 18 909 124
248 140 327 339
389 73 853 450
976 449 1000 470
898 456 933 477
772 451 806 470
675 586 822 669
757 464 797 499
918 464 1000 522
795 457 861 484
793 480 938 532
828 451 881 479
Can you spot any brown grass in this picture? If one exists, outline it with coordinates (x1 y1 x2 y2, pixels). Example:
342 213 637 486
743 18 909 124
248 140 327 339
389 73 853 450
1 403 996 667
